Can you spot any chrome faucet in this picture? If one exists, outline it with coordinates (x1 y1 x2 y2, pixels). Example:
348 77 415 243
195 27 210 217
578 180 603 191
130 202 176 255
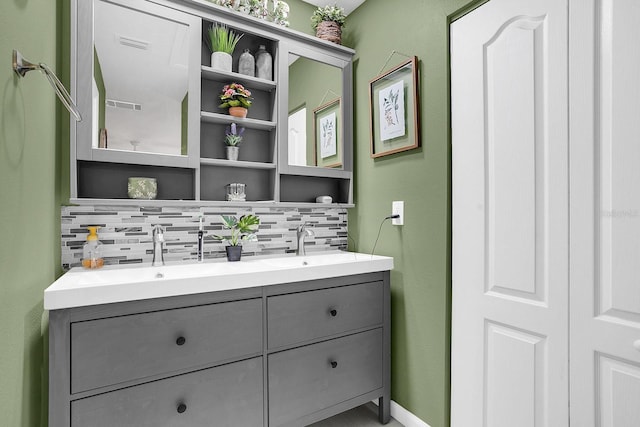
152 224 165 266
296 223 314 256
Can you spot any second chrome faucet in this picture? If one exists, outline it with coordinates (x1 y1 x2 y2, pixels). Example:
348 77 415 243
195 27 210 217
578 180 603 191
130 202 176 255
152 224 165 266
296 223 314 256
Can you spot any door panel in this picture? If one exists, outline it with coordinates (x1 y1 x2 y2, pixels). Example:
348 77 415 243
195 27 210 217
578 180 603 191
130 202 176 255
570 0 640 425
485 323 546 427
598 355 640 426
451 0 568 425
485 16 546 302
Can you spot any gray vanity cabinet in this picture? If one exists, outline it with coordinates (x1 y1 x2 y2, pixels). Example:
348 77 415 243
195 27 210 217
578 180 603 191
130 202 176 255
49 272 390 426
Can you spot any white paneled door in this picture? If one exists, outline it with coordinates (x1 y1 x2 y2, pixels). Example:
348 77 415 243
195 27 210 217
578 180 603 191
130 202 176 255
569 0 640 425
451 0 569 425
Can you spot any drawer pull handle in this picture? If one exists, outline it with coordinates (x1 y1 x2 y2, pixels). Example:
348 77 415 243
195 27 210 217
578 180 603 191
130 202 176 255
176 336 186 346
329 309 338 317
177 403 187 414
330 361 338 369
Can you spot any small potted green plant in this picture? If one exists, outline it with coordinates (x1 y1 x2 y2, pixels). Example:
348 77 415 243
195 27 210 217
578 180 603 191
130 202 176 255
311 4 346 44
208 23 243 72
219 82 253 118
225 123 245 161
214 214 260 261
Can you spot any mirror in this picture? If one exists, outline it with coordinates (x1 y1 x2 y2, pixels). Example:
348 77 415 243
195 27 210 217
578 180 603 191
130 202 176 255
288 54 343 168
93 0 190 156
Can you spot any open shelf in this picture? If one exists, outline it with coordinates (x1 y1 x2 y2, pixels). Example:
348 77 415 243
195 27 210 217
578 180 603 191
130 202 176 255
201 66 276 91
200 158 275 170
200 166 275 202
201 112 276 130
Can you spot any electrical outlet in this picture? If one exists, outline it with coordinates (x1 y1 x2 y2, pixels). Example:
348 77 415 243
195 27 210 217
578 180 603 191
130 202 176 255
392 201 404 225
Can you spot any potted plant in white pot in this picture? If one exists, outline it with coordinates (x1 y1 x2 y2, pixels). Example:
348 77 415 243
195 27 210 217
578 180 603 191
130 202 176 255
208 23 243 72
214 214 260 261
311 4 346 44
225 123 244 161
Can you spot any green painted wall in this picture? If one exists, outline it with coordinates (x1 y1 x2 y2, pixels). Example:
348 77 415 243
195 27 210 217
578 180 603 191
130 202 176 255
285 0 316 36
0 0 64 425
344 1 476 426
181 94 188 155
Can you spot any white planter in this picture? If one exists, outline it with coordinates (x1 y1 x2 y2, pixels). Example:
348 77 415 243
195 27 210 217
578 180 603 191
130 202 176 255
211 52 232 72
226 146 239 161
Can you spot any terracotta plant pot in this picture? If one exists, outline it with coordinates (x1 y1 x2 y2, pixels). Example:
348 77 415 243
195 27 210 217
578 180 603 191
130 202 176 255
228 106 248 118
225 245 242 262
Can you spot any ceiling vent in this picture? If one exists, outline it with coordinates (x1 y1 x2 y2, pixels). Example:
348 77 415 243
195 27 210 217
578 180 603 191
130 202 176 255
118 35 150 50
106 99 142 111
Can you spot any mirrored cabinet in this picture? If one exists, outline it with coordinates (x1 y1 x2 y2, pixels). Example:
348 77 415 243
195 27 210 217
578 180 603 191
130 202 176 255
70 0 354 206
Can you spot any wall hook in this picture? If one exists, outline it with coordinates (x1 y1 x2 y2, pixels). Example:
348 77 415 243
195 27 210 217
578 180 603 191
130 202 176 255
12 50 82 122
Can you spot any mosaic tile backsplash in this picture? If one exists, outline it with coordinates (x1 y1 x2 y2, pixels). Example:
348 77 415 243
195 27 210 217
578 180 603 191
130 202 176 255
61 205 348 269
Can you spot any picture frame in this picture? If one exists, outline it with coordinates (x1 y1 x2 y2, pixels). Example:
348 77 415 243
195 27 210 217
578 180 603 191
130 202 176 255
369 56 420 158
313 98 342 168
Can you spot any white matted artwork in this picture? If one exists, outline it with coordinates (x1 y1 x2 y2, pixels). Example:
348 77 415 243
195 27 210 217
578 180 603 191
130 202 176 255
378 80 405 141
320 111 337 158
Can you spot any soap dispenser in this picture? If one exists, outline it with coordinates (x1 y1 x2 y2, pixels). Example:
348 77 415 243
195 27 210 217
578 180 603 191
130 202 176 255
82 226 104 269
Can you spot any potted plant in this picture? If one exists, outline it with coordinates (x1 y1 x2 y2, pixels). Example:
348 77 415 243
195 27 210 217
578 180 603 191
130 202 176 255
225 123 244 161
214 214 260 261
208 23 243 72
219 82 253 118
311 4 346 44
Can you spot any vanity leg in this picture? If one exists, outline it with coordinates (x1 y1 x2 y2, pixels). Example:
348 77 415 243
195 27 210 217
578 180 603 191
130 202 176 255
378 395 391 424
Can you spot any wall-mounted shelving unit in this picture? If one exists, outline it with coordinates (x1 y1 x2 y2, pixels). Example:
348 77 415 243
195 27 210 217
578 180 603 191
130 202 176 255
70 0 355 207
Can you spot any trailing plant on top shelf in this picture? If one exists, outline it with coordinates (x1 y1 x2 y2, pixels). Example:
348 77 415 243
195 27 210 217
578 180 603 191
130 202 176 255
311 4 346 44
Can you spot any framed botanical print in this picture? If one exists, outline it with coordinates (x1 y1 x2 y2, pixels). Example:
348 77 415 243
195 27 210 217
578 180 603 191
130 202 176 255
314 98 342 168
369 56 420 158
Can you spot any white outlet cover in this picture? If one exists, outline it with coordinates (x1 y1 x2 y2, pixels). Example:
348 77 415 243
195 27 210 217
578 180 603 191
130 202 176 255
392 201 404 226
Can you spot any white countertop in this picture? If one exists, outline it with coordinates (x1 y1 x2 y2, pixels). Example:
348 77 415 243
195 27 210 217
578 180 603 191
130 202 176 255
44 251 394 310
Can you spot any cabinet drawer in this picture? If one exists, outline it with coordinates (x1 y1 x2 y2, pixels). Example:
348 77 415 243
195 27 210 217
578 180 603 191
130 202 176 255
71 298 262 393
268 329 383 426
71 357 263 427
267 281 383 349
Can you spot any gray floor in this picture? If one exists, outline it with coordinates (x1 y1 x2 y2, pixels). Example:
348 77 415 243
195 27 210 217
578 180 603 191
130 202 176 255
310 403 404 427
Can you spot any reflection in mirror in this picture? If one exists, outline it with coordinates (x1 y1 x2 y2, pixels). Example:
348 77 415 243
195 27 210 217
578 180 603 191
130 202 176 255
93 0 189 156
288 54 342 168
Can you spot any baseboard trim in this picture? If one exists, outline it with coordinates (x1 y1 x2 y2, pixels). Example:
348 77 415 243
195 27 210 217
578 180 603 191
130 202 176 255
371 399 431 427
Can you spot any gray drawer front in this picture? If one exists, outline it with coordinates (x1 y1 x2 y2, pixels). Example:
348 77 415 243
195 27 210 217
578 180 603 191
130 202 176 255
267 281 383 349
71 357 263 427
71 298 262 393
268 328 383 426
